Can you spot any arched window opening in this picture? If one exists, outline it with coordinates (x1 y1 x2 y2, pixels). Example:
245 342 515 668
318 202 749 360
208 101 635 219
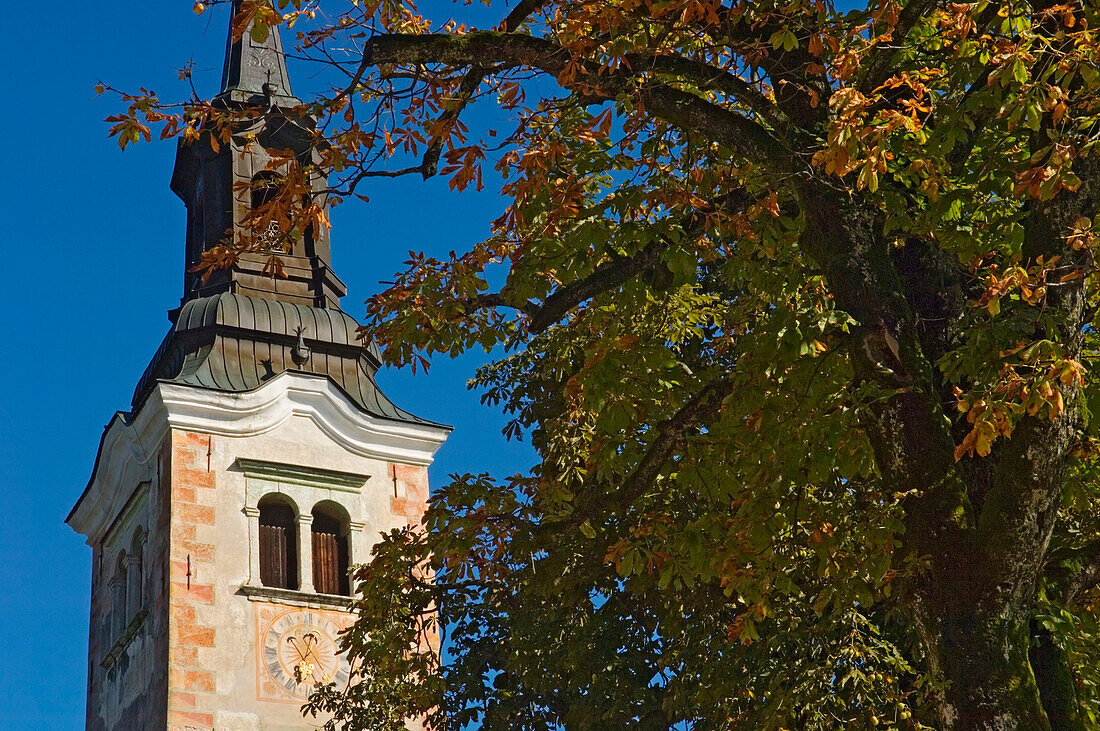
311 503 350 596
251 171 283 213
303 221 316 258
258 496 298 590
111 552 128 639
186 196 205 253
251 172 286 252
301 191 322 258
127 529 145 618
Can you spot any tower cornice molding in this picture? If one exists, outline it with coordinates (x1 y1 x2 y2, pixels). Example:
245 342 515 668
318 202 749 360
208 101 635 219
147 371 450 466
69 371 448 546
66 414 164 546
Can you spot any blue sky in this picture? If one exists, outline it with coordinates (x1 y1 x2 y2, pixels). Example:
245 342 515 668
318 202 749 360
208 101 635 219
0 2 531 726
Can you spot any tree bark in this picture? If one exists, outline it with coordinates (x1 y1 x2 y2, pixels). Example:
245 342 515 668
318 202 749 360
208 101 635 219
907 567 1050 730
795 183 1086 730
1030 620 1087 731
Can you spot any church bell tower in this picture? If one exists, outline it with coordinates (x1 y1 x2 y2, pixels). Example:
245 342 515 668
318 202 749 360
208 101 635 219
67 6 450 729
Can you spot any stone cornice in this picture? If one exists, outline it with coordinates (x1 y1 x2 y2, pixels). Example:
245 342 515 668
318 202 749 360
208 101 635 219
150 371 450 466
68 371 449 544
67 414 163 546
237 585 355 611
236 457 369 491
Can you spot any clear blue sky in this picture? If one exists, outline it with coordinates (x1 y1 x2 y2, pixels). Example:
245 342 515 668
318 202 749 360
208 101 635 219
0 2 531 726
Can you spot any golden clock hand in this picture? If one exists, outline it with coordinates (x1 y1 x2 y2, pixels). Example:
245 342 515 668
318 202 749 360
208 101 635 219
288 632 322 664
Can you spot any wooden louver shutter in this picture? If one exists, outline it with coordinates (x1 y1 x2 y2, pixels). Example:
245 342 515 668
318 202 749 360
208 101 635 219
260 524 289 589
313 530 339 595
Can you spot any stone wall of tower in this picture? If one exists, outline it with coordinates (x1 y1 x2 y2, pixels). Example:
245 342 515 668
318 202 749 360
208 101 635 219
150 377 445 730
390 463 430 527
71 375 448 731
83 442 172 731
166 430 220 729
160 420 434 729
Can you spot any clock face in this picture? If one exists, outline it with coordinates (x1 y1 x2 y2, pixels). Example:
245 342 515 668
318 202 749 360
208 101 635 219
257 607 352 701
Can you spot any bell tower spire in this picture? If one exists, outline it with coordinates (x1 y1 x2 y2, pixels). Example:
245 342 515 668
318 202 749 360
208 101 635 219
218 0 300 106
170 0 346 309
69 6 450 730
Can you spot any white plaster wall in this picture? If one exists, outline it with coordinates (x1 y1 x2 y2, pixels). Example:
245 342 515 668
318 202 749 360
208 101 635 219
177 375 444 728
73 373 448 729
205 414 396 727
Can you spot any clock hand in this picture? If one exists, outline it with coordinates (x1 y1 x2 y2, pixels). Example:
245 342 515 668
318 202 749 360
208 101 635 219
287 631 328 683
287 632 322 663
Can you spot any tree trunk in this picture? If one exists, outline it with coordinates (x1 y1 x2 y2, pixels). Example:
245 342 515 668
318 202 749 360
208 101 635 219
1030 621 1086 731
915 599 1050 731
795 166 1093 731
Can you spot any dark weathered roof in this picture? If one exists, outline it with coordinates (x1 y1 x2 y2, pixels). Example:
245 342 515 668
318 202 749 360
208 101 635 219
172 292 382 361
218 0 300 106
133 293 437 428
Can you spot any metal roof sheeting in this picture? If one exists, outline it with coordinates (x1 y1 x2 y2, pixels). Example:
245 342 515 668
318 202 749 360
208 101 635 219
174 293 382 358
132 294 431 427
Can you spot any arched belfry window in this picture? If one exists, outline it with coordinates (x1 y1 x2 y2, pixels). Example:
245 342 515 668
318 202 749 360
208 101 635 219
251 171 286 253
187 195 206 258
111 552 128 638
127 529 146 618
258 496 298 590
311 502 350 596
251 171 283 213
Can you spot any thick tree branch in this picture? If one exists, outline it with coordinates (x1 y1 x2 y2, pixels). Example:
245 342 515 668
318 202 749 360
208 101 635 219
796 186 968 570
1029 619 1087 731
709 5 831 128
499 0 549 32
417 0 550 178
461 226 703 332
622 53 798 139
972 162 1099 598
529 241 664 333
530 190 748 331
1068 552 1100 605
462 292 539 318
461 191 742 331
616 377 736 510
1052 540 1100 605
365 32 800 170
558 376 736 526
545 375 736 531
418 67 483 179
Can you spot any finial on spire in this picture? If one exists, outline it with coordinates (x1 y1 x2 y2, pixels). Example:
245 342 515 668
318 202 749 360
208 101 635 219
218 0 300 105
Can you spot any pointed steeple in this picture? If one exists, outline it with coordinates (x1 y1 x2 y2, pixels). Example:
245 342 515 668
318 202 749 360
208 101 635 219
134 0 438 422
217 0 301 106
170 0 346 312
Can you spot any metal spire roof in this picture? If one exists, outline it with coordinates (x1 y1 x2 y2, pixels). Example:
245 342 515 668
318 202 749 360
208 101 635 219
218 0 301 106
131 294 441 428
127 4 444 431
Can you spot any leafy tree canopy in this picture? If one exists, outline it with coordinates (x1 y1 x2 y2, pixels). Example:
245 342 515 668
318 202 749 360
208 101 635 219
113 0 1100 728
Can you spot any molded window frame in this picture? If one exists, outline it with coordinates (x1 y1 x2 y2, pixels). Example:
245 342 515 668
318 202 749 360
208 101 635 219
311 501 352 596
239 459 367 599
257 494 300 591
98 483 150 655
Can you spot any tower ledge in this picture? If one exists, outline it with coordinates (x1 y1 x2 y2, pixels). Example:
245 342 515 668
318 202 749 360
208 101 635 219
68 371 450 545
